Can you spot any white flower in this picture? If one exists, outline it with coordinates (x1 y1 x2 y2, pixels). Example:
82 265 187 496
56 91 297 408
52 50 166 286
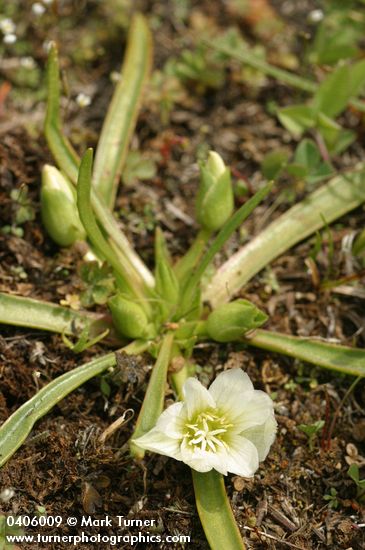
3 33 17 44
32 2 46 15
76 93 91 108
133 369 277 477
0 18 16 35
308 9 324 23
20 56 37 70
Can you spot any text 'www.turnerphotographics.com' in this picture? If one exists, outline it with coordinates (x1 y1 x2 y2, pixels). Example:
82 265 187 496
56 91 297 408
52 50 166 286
3 515 191 547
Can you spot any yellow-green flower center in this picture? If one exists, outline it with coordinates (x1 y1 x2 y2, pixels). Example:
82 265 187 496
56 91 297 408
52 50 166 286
185 411 232 453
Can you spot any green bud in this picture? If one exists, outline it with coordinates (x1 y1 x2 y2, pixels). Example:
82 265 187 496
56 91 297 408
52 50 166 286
196 151 234 232
206 299 268 342
41 165 86 246
108 293 155 340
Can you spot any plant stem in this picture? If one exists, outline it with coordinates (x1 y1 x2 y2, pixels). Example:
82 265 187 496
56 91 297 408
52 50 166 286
170 360 190 399
170 358 245 549
130 333 174 457
192 469 246 550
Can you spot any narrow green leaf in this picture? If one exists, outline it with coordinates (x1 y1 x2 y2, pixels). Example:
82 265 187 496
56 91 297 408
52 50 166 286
353 227 365 256
174 228 212 284
244 329 365 377
0 292 86 334
0 340 148 468
77 149 145 300
192 470 245 550
44 42 79 183
0 292 119 342
130 333 174 458
93 13 153 208
44 37 154 290
203 167 365 307
0 352 115 467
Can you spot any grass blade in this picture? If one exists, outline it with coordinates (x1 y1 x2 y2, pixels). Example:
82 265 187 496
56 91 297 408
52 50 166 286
245 329 365 377
192 470 245 550
203 168 365 307
93 13 153 208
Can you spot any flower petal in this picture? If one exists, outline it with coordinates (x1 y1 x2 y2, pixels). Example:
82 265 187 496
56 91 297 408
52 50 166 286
132 427 182 460
224 434 259 477
180 438 218 473
242 413 277 461
155 402 186 439
229 390 274 432
208 369 254 415
183 377 216 419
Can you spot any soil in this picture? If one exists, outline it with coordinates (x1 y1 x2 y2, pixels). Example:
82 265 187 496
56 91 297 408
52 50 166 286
0 1 365 549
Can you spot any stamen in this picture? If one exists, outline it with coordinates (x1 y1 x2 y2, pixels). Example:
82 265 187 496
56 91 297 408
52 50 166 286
184 410 231 453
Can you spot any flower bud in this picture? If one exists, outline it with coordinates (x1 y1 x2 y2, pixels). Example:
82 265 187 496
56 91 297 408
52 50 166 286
108 293 154 339
206 299 268 342
41 165 86 246
196 151 234 232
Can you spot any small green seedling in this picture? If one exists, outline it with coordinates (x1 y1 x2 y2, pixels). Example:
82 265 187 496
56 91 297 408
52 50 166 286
79 262 116 308
323 487 339 509
348 464 365 502
122 150 157 187
298 420 325 451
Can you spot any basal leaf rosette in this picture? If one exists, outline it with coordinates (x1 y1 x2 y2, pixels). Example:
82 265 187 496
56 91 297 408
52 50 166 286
133 369 277 477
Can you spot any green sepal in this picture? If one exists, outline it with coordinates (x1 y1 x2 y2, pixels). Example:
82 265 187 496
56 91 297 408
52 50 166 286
206 299 268 342
108 293 155 340
196 152 234 232
41 165 86 246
